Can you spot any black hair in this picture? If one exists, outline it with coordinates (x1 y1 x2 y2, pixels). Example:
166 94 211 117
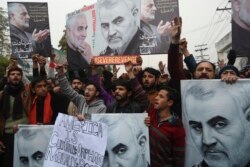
113 78 132 91
142 67 161 78
86 81 101 94
158 85 181 117
7 67 23 76
194 61 216 73
31 77 47 89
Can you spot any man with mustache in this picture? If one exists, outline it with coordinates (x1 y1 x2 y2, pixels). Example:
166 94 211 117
8 2 50 58
182 81 250 167
66 12 93 70
140 0 171 54
232 0 250 56
56 64 106 120
141 67 161 105
106 61 149 113
16 127 52 167
67 76 86 116
98 0 143 55
0 65 29 167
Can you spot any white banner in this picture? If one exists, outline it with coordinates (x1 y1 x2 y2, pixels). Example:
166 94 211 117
43 113 108 167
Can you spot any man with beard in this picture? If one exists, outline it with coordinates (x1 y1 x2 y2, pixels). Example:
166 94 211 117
167 17 238 91
56 64 106 120
140 0 171 54
16 127 52 167
107 61 149 113
67 77 86 116
95 115 150 167
232 0 250 55
0 66 29 167
141 67 161 105
98 0 143 55
182 81 250 167
66 12 93 71
8 3 50 58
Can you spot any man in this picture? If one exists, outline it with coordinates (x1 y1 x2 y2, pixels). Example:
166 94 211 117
218 65 240 83
182 80 250 167
8 3 50 58
0 66 29 167
67 77 86 115
16 126 52 167
193 61 216 79
232 0 250 55
146 86 185 167
66 12 93 70
242 64 250 78
107 61 149 113
140 0 171 54
98 0 143 55
167 17 236 90
94 114 150 167
141 67 161 105
56 64 106 120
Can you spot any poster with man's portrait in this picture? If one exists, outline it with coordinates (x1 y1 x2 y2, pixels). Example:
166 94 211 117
94 0 141 57
140 0 179 55
91 113 151 167
181 80 250 167
65 4 96 71
231 0 250 57
14 125 53 167
8 2 51 59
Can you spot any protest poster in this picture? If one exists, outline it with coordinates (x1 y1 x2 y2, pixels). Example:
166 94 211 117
140 0 179 54
7 2 51 59
93 0 141 58
181 80 250 167
151 0 179 25
14 125 53 167
65 4 96 71
43 113 107 167
92 113 151 167
231 0 250 57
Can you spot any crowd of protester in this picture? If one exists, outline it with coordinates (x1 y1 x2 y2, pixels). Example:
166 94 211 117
0 16 250 167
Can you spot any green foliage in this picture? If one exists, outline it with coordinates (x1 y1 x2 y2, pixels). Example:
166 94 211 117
58 31 67 54
0 7 11 56
0 56 10 78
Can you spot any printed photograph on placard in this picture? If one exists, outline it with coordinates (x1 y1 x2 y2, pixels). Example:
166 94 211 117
65 4 96 71
231 0 250 57
181 80 250 167
94 0 141 57
92 113 151 167
140 0 179 54
7 2 51 58
14 125 53 167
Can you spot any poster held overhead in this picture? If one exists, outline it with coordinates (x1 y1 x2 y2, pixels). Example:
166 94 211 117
8 2 51 59
231 0 250 57
140 0 179 54
66 5 96 71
